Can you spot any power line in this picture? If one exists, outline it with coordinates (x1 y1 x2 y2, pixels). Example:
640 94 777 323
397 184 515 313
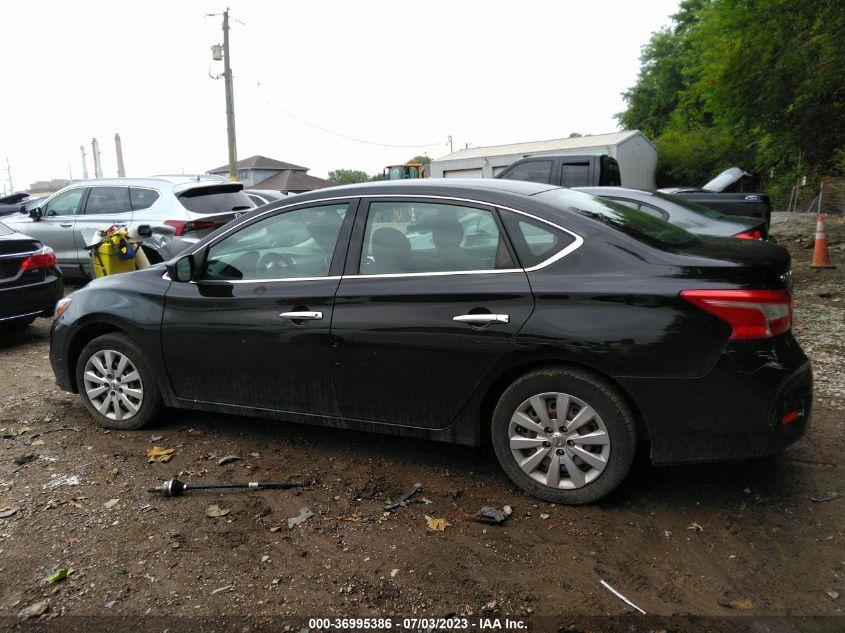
254 81 443 149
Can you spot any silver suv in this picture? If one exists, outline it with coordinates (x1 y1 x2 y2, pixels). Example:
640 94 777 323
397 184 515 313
1 176 255 278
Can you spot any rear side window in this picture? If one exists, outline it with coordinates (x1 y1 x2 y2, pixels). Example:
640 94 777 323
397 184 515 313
502 160 552 184
178 185 254 214
560 162 590 187
499 210 576 268
599 156 621 186
84 187 131 214
130 188 160 211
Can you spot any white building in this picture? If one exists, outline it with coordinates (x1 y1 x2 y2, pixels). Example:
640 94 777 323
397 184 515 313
430 130 657 190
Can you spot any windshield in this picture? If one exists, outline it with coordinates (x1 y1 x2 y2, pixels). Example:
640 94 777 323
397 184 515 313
537 189 698 247
653 191 724 218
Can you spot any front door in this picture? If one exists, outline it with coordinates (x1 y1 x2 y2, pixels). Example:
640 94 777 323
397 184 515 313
25 187 87 275
331 198 534 428
162 201 355 416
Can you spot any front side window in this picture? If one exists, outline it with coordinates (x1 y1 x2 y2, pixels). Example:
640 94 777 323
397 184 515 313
359 201 514 274
203 203 348 281
503 160 552 184
84 187 131 214
44 188 85 216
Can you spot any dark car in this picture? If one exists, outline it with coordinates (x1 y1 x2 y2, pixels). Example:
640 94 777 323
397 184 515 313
0 192 30 217
0 222 63 328
575 186 768 239
496 154 621 187
49 179 811 504
660 167 772 227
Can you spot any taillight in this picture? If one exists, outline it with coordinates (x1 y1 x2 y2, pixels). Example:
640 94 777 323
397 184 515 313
20 246 57 271
164 219 225 236
734 229 763 240
680 289 792 339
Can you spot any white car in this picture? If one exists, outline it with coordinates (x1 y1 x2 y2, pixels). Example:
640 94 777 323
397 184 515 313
3 176 255 278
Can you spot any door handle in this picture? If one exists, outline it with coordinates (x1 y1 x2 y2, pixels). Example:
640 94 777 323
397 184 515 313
279 311 322 321
453 314 510 324
60 223 73 228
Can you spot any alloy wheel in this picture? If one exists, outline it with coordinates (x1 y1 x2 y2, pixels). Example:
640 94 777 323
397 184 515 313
82 349 144 422
508 391 610 489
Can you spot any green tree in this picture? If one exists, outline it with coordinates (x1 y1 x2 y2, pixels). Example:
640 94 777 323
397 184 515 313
327 169 371 185
408 155 431 165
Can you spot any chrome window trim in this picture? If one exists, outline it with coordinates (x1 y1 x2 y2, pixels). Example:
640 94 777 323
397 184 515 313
181 193 584 282
197 275 341 285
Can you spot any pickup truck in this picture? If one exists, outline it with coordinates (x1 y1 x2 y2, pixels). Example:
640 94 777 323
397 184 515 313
496 154 622 187
659 167 771 227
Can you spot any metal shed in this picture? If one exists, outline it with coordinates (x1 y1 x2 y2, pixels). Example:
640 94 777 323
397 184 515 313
429 130 657 190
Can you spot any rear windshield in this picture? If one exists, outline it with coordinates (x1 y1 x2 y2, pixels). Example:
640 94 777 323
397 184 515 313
537 190 698 246
178 185 254 214
653 191 724 219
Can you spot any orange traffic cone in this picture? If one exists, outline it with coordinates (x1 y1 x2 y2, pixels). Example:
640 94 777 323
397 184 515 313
810 215 836 269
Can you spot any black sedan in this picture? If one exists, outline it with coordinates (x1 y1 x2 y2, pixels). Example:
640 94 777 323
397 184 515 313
0 222 63 328
49 180 811 503
575 186 768 239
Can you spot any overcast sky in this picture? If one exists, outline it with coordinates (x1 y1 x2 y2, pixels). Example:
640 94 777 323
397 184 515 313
1 0 679 192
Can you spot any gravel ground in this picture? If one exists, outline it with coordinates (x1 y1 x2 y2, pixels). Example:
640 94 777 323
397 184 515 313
0 214 843 632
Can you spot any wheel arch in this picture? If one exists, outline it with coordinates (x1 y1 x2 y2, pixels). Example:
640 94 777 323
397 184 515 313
66 322 126 392
478 359 650 447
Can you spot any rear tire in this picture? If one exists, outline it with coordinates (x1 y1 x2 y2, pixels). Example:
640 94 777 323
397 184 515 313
75 333 162 430
491 367 636 504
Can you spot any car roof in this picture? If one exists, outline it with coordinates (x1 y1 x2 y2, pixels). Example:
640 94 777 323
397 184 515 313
48 176 245 195
288 178 559 203
574 186 653 198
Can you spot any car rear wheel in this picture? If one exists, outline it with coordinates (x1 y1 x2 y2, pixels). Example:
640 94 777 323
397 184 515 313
76 333 162 430
491 368 636 504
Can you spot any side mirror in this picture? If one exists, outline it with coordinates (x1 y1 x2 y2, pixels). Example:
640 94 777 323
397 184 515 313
29 207 43 221
166 253 195 282
136 224 153 238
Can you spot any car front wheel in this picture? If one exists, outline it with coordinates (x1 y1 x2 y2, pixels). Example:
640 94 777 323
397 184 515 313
76 333 162 430
491 368 636 504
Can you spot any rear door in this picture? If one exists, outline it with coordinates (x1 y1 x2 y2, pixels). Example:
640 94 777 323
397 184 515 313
74 186 133 275
161 200 355 415
330 197 534 429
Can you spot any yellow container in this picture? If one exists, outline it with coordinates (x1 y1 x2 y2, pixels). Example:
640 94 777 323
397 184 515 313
92 239 136 278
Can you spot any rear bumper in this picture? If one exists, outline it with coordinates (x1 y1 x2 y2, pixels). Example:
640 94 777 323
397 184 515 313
619 333 812 464
0 269 63 321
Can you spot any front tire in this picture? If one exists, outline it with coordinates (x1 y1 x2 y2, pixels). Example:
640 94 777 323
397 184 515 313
76 333 162 430
491 367 636 504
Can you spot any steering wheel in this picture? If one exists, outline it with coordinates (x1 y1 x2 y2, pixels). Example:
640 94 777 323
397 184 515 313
257 252 296 278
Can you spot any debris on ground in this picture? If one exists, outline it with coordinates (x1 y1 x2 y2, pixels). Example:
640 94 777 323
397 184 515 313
287 507 314 528
18 600 49 620
600 579 646 615
103 498 119 509
217 455 242 465
811 490 843 502
205 504 230 518
211 584 234 595
44 567 76 584
187 428 204 438
384 482 423 511
827 591 840 600
0 506 19 518
425 515 451 531
390 568 400 578
687 522 704 532
719 598 755 610
146 446 176 463
149 435 163 443
47 474 80 488
14 453 36 465
457 505 513 525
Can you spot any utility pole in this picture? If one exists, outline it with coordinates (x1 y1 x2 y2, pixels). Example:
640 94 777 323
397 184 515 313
222 9 238 181
80 145 89 180
5 157 13 193
447 135 453 154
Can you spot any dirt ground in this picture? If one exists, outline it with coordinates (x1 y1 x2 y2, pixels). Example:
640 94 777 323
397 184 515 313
0 214 843 632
